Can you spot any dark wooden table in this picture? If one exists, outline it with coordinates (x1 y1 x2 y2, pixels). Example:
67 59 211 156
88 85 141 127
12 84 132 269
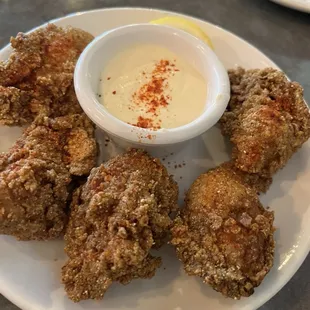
0 1 309 309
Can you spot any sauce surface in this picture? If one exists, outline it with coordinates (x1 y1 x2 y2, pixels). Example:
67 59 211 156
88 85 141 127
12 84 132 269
99 44 206 129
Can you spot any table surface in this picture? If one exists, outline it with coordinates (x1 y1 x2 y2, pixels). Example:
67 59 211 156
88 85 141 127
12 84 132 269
0 0 309 309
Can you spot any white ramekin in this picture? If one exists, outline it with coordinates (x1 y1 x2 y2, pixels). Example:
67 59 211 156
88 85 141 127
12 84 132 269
74 24 230 153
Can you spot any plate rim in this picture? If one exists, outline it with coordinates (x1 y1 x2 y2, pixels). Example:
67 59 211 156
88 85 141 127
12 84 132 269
270 0 310 13
0 6 309 310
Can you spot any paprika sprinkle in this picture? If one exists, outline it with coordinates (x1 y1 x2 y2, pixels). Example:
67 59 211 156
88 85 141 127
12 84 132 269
130 59 179 127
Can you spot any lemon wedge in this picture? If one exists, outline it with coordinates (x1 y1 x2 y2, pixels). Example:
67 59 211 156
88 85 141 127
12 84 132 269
150 16 214 50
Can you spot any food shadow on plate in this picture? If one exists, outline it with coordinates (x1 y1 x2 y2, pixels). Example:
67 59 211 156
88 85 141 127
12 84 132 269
239 144 310 305
260 142 310 266
1 237 66 262
95 128 123 164
261 141 310 213
164 125 231 206
61 244 181 309
195 277 242 309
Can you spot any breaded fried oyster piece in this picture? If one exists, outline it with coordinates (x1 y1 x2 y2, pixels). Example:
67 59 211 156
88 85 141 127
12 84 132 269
220 67 310 177
0 24 93 125
62 149 178 302
171 164 275 299
0 114 97 241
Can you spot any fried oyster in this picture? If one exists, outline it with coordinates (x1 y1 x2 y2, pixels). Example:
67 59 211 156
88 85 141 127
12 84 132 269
0 114 97 240
0 24 93 125
220 67 310 177
62 149 178 302
171 164 275 299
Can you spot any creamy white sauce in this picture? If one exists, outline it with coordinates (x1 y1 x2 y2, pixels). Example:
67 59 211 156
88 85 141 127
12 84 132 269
99 44 206 129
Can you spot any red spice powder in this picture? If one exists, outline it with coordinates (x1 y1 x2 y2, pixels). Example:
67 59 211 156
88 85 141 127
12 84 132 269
131 116 161 130
136 116 153 128
130 59 179 129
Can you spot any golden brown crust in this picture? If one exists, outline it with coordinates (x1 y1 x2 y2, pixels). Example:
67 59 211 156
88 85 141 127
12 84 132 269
0 158 70 240
33 114 97 176
0 32 42 86
0 24 93 125
0 114 97 240
62 149 178 302
0 86 32 125
220 67 310 177
0 123 70 240
221 162 272 194
171 165 275 299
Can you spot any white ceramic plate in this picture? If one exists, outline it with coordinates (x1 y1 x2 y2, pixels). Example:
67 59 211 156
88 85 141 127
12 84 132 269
0 7 309 310
270 0 310 13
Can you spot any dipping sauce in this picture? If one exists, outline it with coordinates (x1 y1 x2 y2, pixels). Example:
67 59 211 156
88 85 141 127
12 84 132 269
99 44 206 129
